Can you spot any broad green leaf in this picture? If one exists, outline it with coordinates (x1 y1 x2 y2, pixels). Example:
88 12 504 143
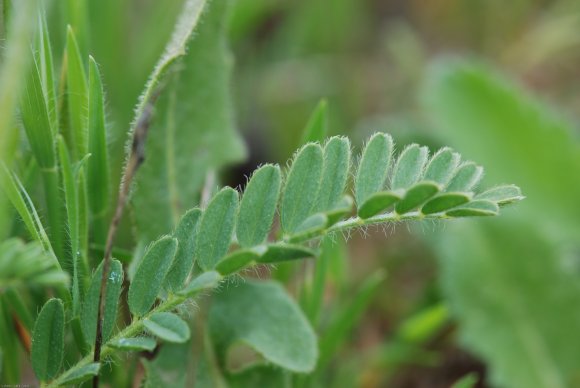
59 363 100 386
421 193 471 215
446 162 483 192
109 337 157 352
423 148 460 185
355 132 393 207
81 259 123 345
395 181 440 215
301 99 328 144
164 208 202 291
65 26 88 159
317 136 351 212
237 164 281 248
133 0 246 241
142 343 191 388
87 56 110 219
209 280 318 373
215 249 260 276
259 243 316 264
31 298 64 381
446 200 498 217
196 187 239 271
281 143 323 234
178 270 222 298
144 312 190 344
476 185 524 206
391 144 428 190
437 220 580 388
358 191 402 219
129 237 178 316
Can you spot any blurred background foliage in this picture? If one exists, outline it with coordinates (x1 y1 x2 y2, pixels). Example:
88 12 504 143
2 0 580 387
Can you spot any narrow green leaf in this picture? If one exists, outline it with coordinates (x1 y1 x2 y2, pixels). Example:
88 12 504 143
421 193 471 215
281 143 323 234
196 187 239 271
144 312 190 343
259 243 316 264
129 237 178 316
423 148 460 185
215 249 260 276
451 373 479 388
59 363 100 385
446 200 499 217
81 259 123 345
164 208 202 291
317 136 351 212
87 56 110 218
358 191 402 219
178 270 222 298
325 195 353 226
391 144 429 190
446 162 483 192
476 185 524 206
395 181 440 215
209 280 318 373
31 298 64 381
109 337 157 352
37 13 57 134
237 164 281 248
64 26 88 159
355 132 393 207
301 99 328 144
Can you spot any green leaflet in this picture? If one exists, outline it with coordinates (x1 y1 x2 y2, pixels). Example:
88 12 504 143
476 185 524 206
391 144 429 190
58 363 100 386
109 337 157 352
209 280 317 373
215 249 261 276
446 200 498 217
178 270 222 298
87 56 110 219
164 208 202 291
437 220 580 388
355 132 393 207
31 298 64 381
290 213 328 242
317 136 351 212
423 148 460 186
81 259 123 345
259 243 316 264
128 236 178 316
65 26 88 159
280 143 323 234
358 191 402 219
196 188 239 271
37 12 57 133
144 312 190 343
236 164 281 248
132 0 246 241
301 99 328 144
446 162 483 192
395 181 440 214
421 192 471 215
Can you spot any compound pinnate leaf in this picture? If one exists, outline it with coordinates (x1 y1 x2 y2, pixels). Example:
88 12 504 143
358 191 402 219
109 337 157 352
391 144 429 190
216 249 261 276
476 185 524 206
355 133 393 207
424 148 460 185
196 187 239 270
129 237 178 316
31 298 64 381
446 163 483 192
237 165 281 248
395 181 440 215
81 259 123 345
422 193 471 215
59 363 100 386
144 312 190 344
317 136 351 212
178 271 222 298
281 143 324 234
209 280 317 373
164 208 202 291
446 200 498 217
